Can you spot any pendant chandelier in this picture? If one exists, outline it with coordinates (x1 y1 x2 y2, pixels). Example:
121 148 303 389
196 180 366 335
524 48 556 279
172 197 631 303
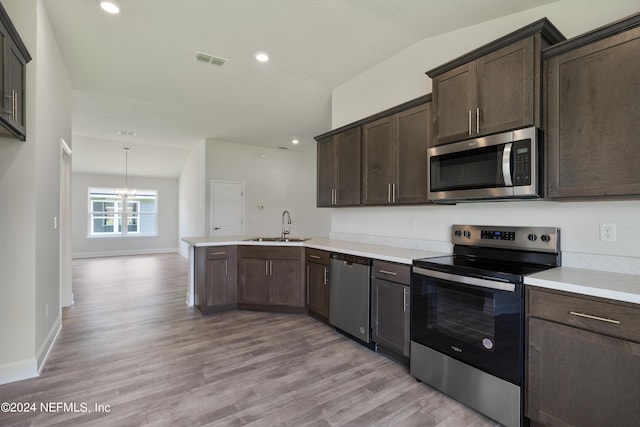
116 147 137 199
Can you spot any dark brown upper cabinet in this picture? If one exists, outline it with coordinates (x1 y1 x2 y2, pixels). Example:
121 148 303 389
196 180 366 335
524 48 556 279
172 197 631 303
362 102 432 205
428 19 564 146
0 3 31 141
316 127 361 207
544 13 640 199
315 95 431 208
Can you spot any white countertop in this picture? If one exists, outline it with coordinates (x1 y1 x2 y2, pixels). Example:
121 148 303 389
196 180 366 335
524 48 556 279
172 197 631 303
182 236 640 304
525 267 640 305
181 236 446 264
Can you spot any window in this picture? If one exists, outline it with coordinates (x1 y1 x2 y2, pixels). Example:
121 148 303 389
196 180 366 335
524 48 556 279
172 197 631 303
89 188 158 237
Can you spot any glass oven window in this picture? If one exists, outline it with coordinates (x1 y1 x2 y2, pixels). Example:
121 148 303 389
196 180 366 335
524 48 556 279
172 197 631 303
431 286 496 350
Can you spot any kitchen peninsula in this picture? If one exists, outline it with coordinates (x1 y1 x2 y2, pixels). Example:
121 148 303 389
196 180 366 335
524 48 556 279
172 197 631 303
181 236 447 308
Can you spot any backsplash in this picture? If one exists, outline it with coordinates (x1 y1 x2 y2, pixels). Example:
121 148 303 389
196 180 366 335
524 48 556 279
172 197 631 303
330 200 640 276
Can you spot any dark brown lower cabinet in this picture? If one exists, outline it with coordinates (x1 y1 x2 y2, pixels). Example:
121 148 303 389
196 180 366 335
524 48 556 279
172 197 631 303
238 246 305 312
305 248 330 322
526 287 640 427
371 260 411 364
194 246 237 314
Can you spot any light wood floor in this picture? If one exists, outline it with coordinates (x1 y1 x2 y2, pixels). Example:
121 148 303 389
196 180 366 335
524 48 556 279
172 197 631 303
0 253 500 426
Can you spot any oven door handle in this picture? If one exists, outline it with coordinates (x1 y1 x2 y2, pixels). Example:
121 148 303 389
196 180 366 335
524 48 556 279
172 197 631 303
413 267 516 292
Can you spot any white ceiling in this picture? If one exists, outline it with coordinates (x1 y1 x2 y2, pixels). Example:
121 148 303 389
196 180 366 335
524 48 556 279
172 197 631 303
42 0 556 178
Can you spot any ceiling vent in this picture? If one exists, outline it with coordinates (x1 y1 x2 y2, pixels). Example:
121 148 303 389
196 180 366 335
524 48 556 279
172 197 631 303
195 51 227 66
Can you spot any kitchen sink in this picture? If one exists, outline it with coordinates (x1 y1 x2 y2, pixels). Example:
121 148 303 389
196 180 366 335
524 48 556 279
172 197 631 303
244 237 309 242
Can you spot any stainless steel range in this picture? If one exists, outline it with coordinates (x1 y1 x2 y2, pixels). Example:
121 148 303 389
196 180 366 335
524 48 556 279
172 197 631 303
411 225 561 427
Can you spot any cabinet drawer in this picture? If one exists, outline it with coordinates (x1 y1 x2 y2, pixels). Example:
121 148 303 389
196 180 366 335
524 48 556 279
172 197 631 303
372 260 410 284
528 287 640 343
207 246 231 260
305 248 330 265
240 245 302 260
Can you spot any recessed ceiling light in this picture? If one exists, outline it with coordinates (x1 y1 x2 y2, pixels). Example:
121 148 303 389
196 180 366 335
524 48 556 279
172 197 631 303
118 129 136 136
255 52 269 63
291 139 299 145
99 1 120 14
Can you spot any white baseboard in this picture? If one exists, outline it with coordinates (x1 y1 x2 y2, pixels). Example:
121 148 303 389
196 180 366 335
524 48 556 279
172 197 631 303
0 316 63 385
72 248 179 259
37 316 62 374
0 358 38 385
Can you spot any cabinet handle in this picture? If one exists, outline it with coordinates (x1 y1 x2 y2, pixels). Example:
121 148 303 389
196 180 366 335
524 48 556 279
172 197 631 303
403 288 408 312
6 91 15 120
306 266 310 304
265 260 269 275
378 269 397 276
14 92 18 121
309 255 320 259
570 311 620 324
209 251 226 256
468 110 472 135
392 183 396 203
224 259 228 276
270 260 273 276
324 267 328 285
476 107 480 133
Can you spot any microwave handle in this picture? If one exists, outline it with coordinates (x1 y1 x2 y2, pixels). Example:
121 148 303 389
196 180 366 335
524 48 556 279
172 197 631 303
502 142 513 186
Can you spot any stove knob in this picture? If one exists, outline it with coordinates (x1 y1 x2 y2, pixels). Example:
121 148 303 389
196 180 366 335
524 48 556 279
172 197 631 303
454 229 462 237
463 230 471 239
528 233 538 241
541 234 551 243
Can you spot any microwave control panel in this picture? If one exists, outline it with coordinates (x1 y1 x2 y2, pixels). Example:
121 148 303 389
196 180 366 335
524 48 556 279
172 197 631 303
512 140 532 186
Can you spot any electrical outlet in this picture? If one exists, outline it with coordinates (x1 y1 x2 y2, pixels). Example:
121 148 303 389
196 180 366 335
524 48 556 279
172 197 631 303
600 223 616 242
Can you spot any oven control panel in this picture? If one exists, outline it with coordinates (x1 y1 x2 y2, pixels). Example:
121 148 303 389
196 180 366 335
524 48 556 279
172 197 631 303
452 225 560 253
480 230 516 241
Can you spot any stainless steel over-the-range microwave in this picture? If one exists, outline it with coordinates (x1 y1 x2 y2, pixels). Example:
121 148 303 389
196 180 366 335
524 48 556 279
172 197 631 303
427 127 541 202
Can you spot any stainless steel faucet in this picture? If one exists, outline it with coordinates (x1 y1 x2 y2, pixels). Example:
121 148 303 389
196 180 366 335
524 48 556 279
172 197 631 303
281 210 292 238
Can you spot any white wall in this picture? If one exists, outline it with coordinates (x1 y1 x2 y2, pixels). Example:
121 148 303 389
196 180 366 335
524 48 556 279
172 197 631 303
72 173 179 258
205 139 331 238
178 140 206 256
0 0 71 384
330 0 640 275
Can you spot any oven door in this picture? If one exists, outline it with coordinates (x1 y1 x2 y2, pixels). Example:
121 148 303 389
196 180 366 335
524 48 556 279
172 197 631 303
411 267 524 385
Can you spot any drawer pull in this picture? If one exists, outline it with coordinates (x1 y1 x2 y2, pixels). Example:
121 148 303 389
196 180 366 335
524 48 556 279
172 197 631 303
209 252 226 256
570 311 621 324
378 269 397 276
309 255 321 259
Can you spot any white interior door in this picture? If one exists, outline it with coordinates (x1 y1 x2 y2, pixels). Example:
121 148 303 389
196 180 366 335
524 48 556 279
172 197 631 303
210 180 244 236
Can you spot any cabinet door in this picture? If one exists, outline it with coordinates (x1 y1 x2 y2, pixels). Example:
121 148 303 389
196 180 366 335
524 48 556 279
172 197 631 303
306 262 329 319
546 27 640 198
432 61 476 145
527 317 640 427
476 37 534 136
0 19 26 140
270 259 303 307
238 258 269 304
396 103 431 204
206 259 230 306
362 116 395 205
317 136 337 207
372 278 410 357
335 127 361 206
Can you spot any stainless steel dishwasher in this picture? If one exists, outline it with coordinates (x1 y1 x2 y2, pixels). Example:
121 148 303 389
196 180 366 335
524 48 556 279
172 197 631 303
329 253 372 345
